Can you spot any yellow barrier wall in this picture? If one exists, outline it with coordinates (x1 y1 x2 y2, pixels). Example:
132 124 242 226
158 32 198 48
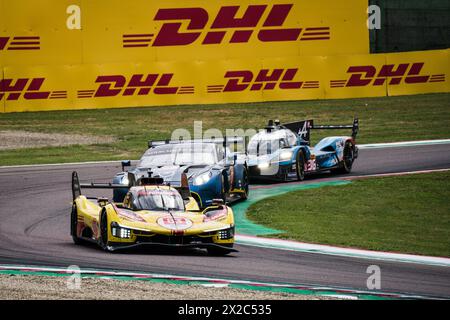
0 1 449 113
2 49 448 113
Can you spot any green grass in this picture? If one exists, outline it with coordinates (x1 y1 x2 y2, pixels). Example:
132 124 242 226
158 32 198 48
246 171 450 257
0 92 449 165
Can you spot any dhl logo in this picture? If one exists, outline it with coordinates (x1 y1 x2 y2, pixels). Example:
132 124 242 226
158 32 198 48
123 4 330 48
78 73 194 98
0 78 67 101
207 68 319 93
0 36 41 51
330 63 446 88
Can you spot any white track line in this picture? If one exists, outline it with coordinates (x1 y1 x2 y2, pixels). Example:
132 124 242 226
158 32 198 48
358 139 450 149
345 168 450 180
236 235 450 267
0 160 127 169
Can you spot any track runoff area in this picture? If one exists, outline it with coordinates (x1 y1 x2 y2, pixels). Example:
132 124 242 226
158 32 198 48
0 139 449 300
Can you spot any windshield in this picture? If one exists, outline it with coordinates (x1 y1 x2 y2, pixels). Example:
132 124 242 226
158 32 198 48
248 130 290 156
138 143 217 167
132 189 184 211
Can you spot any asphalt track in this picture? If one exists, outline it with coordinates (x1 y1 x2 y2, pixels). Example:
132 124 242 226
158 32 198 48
0 143 449 298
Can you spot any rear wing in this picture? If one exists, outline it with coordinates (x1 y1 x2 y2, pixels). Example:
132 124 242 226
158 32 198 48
283 118 359 145
72 171 129 201
148 136 244 150
72 171 191 201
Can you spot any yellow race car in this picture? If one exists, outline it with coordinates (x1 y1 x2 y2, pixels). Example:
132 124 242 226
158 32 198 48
70 172 236 255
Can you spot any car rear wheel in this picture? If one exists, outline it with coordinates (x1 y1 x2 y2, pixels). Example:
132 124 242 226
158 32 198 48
220 173 228 203
240 168 249 200
70 204 82 245
336 141 354 174
296 151 306 181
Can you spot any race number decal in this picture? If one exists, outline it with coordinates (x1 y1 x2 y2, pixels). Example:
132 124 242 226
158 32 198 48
305 159 317 172
157 216 193 230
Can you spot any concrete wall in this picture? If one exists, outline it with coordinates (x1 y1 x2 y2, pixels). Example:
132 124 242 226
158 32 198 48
370 0 450 52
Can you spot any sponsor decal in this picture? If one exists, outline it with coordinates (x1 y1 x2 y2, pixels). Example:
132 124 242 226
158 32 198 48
117 209 146 223
330 63 445 88
123 4 330 48
0 36 41 51
157 216 193 230
78 73 194 98
137 189 179 196
0 78 67 101
207 68 319 93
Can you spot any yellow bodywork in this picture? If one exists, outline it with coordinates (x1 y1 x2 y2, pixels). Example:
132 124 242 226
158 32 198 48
73 185 235 249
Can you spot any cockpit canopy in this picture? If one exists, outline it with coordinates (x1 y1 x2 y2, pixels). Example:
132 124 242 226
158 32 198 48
123 187 185 211
138 143 228 168
248 129 297 156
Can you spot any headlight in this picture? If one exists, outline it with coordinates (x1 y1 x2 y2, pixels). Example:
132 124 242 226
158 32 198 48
111 224 131 239
218 227 234 240
193 172 212 186
280 150 293 160
257 162 270 169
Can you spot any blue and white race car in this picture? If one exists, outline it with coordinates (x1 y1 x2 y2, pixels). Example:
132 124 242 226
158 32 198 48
113 138 249 208
247 118 359 181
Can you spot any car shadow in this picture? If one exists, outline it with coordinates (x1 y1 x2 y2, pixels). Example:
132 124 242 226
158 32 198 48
61 240 238 258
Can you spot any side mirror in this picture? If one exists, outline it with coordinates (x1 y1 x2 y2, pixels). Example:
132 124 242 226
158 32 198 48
121 160 131 172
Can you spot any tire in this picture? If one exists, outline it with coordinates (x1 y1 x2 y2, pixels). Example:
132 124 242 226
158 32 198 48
99 209 111 251
336 141 355 174
207 244 233 256
240 168 249 200
70 205 82 245
220 173 228 203
296 151 306 181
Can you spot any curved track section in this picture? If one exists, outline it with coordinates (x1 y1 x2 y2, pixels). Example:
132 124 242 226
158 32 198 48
0 144 449 298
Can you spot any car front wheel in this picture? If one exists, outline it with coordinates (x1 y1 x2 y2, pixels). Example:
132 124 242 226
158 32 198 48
99 210 112 251
70 205 82 245
296 151 306 181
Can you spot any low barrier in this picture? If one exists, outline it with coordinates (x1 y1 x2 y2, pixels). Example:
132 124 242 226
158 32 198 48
1 49 448 112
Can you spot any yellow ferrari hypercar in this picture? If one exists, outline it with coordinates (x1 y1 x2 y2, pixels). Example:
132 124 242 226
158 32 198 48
70 172 236 255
